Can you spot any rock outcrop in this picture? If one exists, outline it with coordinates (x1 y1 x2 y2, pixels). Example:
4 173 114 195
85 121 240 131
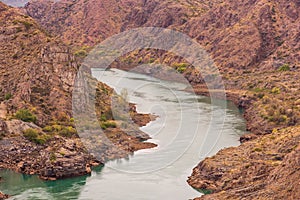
0 133 97 180
188 126 300 199
0 192 9 200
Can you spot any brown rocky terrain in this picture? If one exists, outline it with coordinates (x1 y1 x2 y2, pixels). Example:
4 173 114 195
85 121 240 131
0 192 9 200
3 0 300 199
24 0 300 133
24 0 198 47
188 125 300 199
0 1 156 193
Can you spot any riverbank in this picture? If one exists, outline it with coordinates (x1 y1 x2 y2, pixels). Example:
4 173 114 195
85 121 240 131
0 104 156 180
188 126 300 199
0 192 9 200
110 63 300 199
184 68 300 198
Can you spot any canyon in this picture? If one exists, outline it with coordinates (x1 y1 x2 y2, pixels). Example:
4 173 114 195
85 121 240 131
0 0 299 199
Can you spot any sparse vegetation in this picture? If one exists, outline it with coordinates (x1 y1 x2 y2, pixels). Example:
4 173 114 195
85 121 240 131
42 125 54 132
23 128 50 145
59 126 77 138
4 93 12 100
253 147 262 152
13 20 33 30
42 123 77 138
278 64 290 72
172 63 188 73
74 49 87 57
148 58 155 63
15 109 37 123
100 114 107 121
50 152 57 162
100 121 117 130
271 87 280 94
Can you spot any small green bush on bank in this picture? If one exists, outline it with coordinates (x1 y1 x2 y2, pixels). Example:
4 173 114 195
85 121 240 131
100 121 117 130
278 64 290 72
23 128 50 145
15 109 37 123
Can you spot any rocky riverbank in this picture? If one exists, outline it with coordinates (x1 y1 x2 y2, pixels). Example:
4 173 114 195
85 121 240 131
0 192 9 200
188 126 300 199
0 104 156 181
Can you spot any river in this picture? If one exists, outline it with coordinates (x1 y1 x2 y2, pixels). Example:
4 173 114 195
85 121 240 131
0 68 246 199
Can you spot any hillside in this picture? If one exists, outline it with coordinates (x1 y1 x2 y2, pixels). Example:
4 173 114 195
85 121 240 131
5 0 300 199
1 1 79 125
25 0 300 133
0 1 156 185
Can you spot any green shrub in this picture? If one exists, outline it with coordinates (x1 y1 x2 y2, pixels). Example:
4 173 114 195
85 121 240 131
23 128 39 140
253 88 264 93
172 63 188 73
21 21 33 30
177 66 187 73
278 64 290 72
74 49 87 57
149 58 155 63
138 57 143 63
100 114 107 121
50 152 57 162
271 87 280 94
100 121 117 130
59 126 77 138
42 126 54 132
253 147 262 152
4 93 12 100
52 124 62 131
197 189 213 195
23 128 49 145
15 109 37 123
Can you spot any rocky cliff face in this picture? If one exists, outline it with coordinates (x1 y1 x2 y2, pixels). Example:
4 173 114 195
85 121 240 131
24 0 138 46
0 1 78 125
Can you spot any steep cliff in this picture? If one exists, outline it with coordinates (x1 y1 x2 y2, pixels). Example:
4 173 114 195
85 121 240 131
0 1 77 125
